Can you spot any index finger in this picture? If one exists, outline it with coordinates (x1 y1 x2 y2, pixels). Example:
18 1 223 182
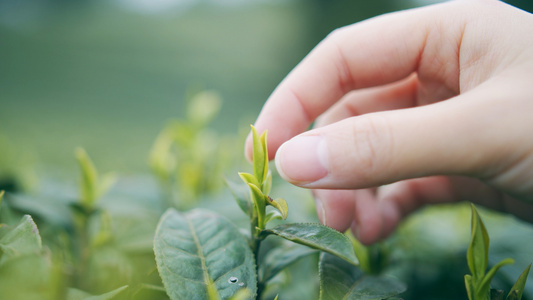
245 2 462 160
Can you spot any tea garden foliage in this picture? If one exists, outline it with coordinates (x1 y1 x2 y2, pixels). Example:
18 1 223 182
0 92 532 299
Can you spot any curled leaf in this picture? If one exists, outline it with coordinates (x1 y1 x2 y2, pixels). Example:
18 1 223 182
268 197 288 220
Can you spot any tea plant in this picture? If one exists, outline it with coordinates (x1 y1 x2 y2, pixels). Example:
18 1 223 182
465 204 531 300
153 125 407 299
148 90 238 209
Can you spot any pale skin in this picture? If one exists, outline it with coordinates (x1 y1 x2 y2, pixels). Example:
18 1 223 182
245 0 533 245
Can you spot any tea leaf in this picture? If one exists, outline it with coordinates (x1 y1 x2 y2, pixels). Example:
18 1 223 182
265 210 283 224
319 252 405 300
66 285 129 300
465 274 474 300
259 243 317 283
260 130 269 184
154 208 256 300
238 172 260 190
76 147 99 209
187 90 222 127
0 215 42 264
262 171 272 195
468 204 490 282
506 264 531 300
225 177 253 218
261 223 358 266
251 126 266 186
268 198 288 220
477 258 514 299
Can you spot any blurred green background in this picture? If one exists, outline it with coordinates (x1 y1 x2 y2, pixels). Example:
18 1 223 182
1 0 532 175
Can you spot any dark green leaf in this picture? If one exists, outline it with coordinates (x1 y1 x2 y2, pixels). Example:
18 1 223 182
225 177 253 218
259 243 317 283
319 252 406 300
506 264 531 300
261 223 358 266
154 208 256 300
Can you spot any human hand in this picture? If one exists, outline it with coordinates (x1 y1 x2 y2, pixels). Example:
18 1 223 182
245 0 533 244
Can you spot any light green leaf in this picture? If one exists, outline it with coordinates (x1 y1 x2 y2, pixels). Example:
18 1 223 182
248 183 266 228
76 147 99 209
265 210 283 224
154 208 256 300
262 171 272 195
506 264 531 300
0 254 57 300
468 204 490 282
238 172 260 190
261 223 358 266
0 190 4 209
0 215 42 265
267 198 288 220
477 258 514 299
66 285 128 300
319 252 405 300
260 130 269 184
187 90 222 127
465 274 474 300
225 177 253 218
250 125 266 186
259 243 317 283
228 288 252 300
348 231 371 274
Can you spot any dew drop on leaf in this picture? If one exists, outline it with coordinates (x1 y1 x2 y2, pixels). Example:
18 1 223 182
228 276 238 284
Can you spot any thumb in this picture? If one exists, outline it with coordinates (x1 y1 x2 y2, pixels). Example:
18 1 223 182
274 91 507 189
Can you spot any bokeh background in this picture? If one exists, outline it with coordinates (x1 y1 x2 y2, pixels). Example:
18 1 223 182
1 0 533 175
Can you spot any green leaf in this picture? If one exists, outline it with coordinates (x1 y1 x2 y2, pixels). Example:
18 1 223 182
506 264 531 300
261 223 358 266
225 177 253 218
465 274 474 300
251 125 266 186
347 231 371 274
76 147 99 209
66 285 129 300
154 208 256 300
248 183 266 228
259 243 317 283
265 210 283 224
319 252 405 300
0 190 4 209
187 90 222 127
0 254 58 300
260 130 269 184
262 171 272 195
468 204 490 282
0 215 42 265
238 172 260 190
267 198 288 220
477 258 514 299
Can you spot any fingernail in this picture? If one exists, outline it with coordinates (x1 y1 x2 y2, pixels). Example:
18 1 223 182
275 135 328 184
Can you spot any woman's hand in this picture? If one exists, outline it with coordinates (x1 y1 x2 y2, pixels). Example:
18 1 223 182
245 0 533 244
